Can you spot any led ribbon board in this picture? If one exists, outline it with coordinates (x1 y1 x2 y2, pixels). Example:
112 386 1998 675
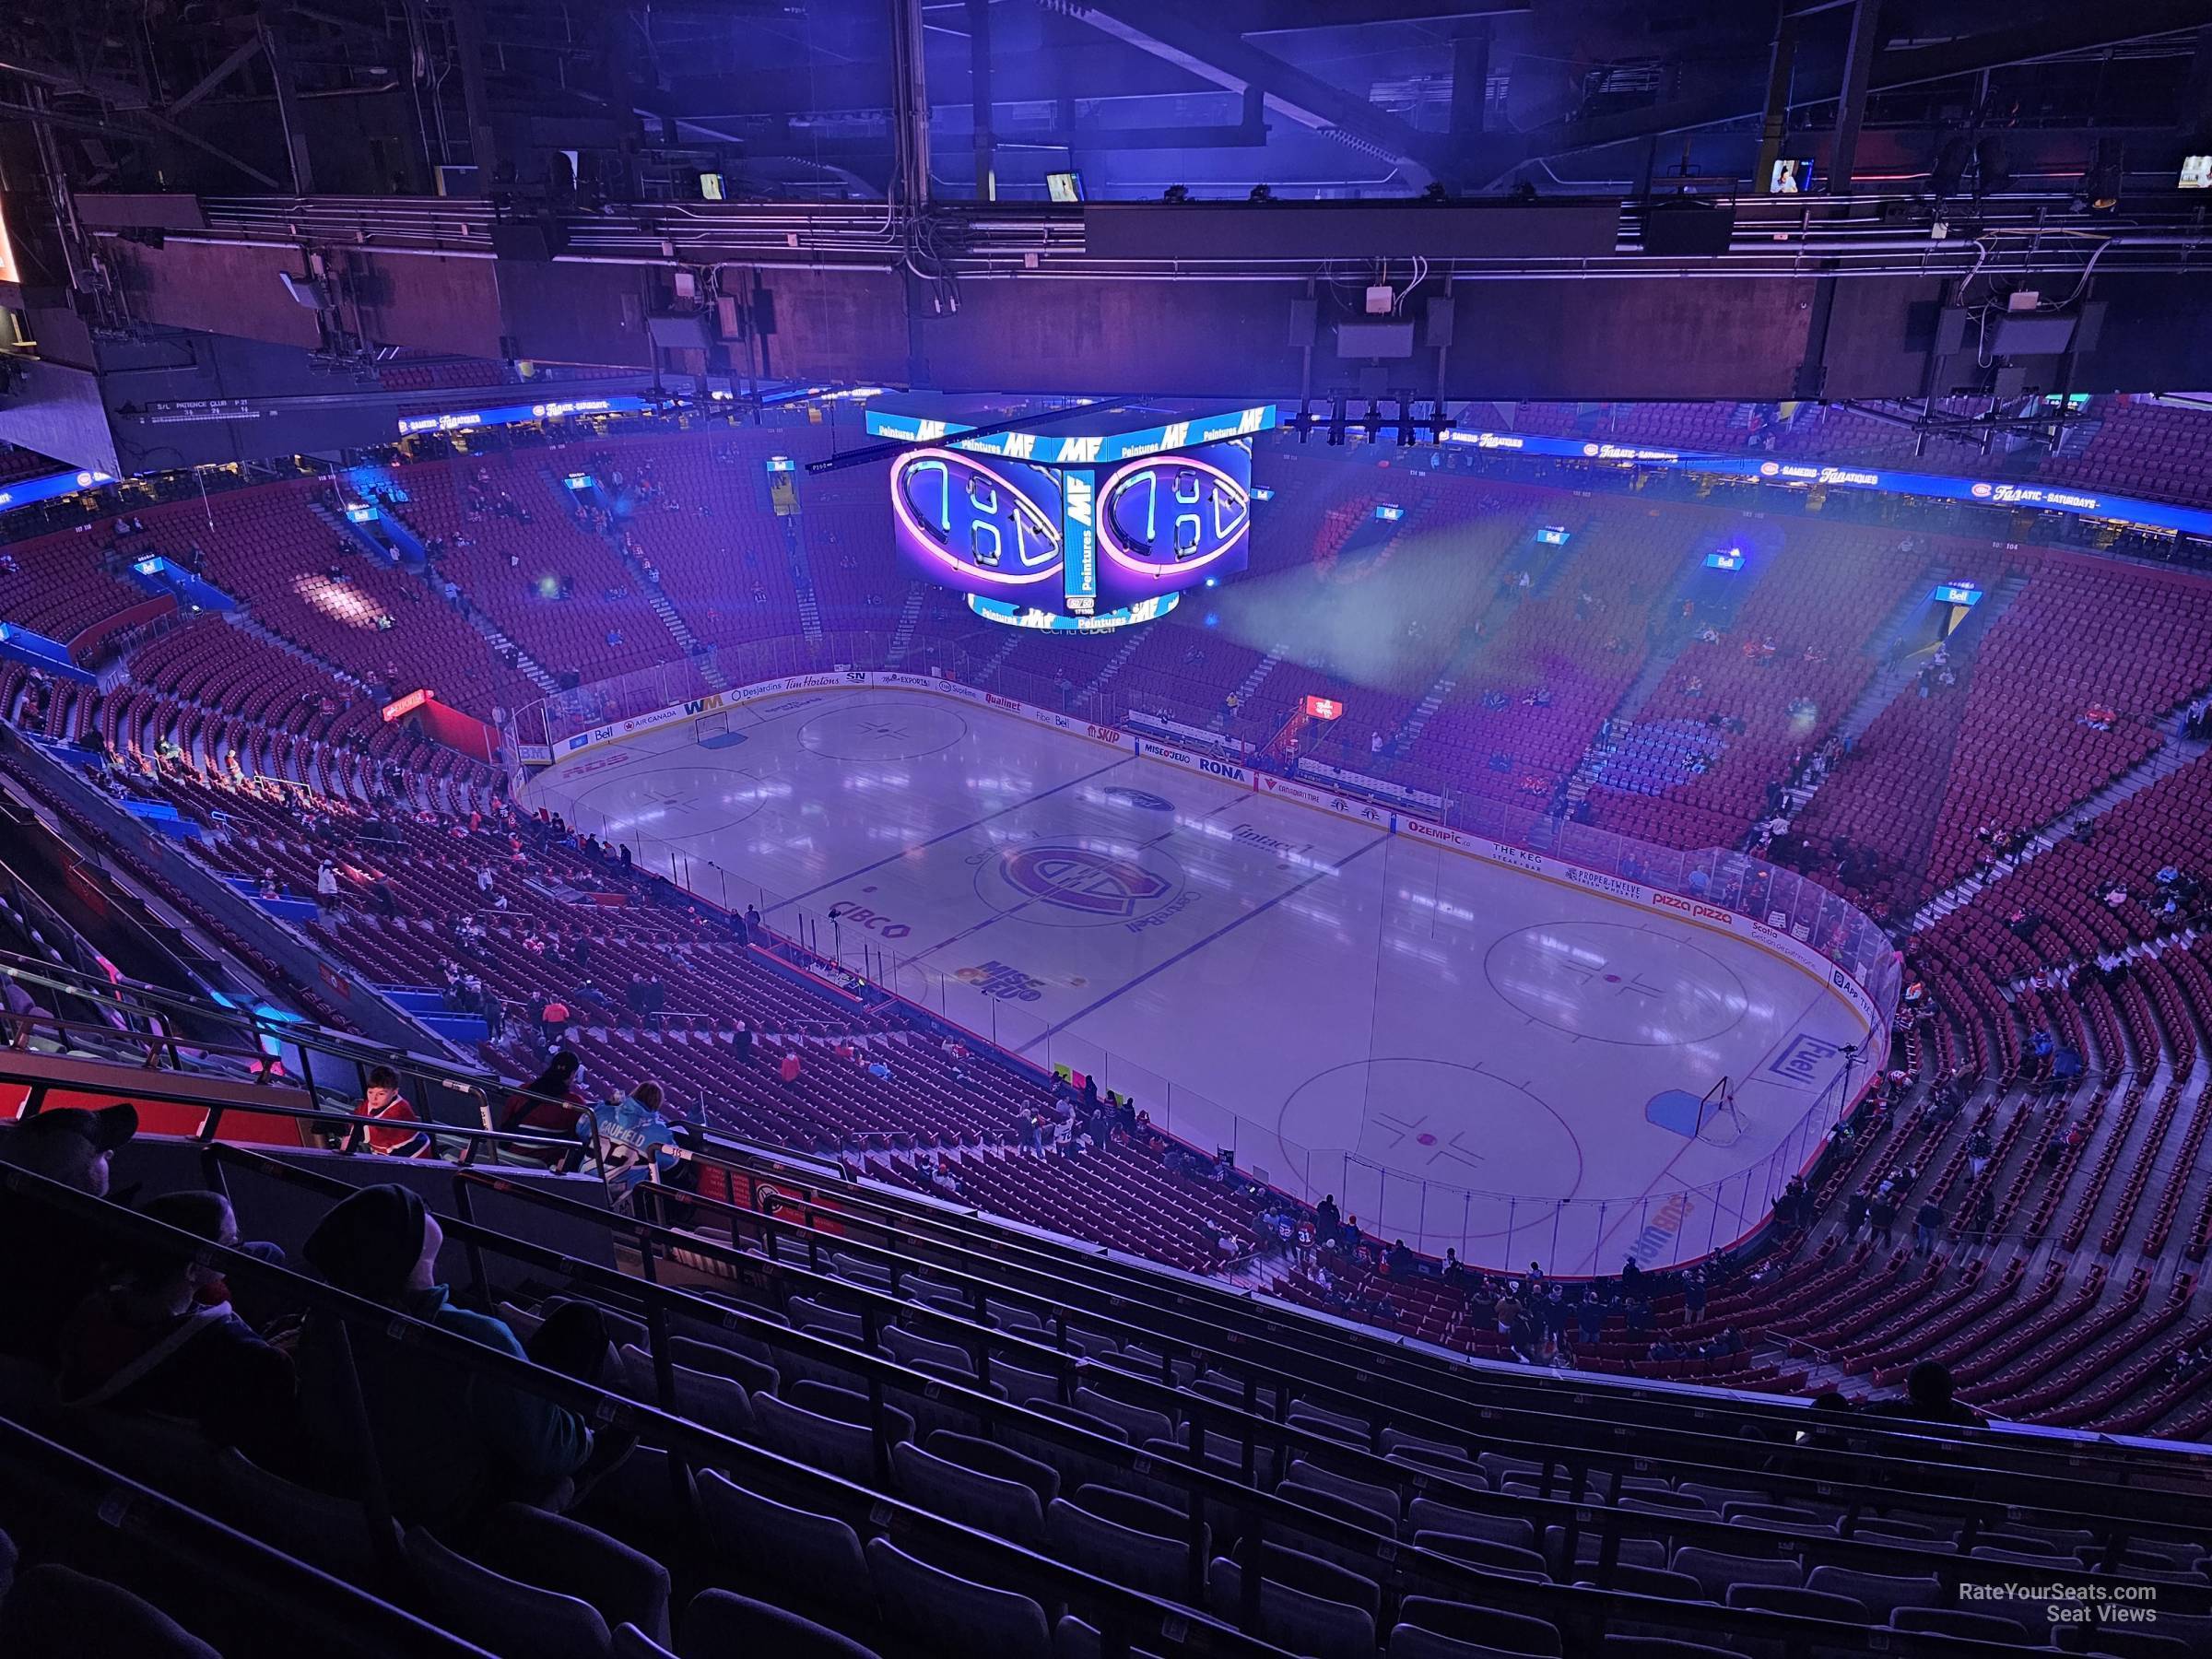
0 467 119 512
395 394 658 436
1440 428 2212 539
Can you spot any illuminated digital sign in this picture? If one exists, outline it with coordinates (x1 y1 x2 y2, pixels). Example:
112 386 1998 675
0 467 117 512
396 395 658 436
971 594 1178 631
1933 582 1983 606
881 402 1267 630
866 404 1277 464
1438 426 2212 540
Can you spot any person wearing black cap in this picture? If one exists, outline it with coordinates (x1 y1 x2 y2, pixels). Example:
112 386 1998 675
0 1103 139 1361
296 1182 610 1521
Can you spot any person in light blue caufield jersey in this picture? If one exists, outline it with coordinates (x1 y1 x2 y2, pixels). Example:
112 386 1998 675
584 1080 680 1206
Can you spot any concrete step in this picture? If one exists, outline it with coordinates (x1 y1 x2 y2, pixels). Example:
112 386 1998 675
220 611 374 693
1914 728 2212 929
887 584 928 664
1233 646 1287 701
972 631 1025 686
1079 630 1149 701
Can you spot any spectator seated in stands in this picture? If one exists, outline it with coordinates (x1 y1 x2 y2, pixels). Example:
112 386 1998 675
354 1065 433 1159
499 1050 588 1170
57 1190 302 1469
588 1080 678 1206
1867 1359 1984 1429
0 1103 139 1361
296 1182 629 1523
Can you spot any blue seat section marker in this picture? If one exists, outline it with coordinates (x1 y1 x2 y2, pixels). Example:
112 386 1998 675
0 622 97 684
126 555 238 613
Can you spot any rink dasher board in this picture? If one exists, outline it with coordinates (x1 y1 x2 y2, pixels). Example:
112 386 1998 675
528 668 1881 1038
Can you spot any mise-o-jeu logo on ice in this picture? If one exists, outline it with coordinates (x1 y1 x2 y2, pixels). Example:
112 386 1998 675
955 960 1046 1001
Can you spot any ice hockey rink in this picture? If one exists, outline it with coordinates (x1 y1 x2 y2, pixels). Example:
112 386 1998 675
526 687 1872 1274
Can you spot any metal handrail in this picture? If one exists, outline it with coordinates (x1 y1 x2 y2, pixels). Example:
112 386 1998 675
0 1157 1300 1659
0 1415 494 1658
477 1145 2212 1555
0 950 594 1140
656 1137 2212 1500
0 958 614 1180
184 1145 2104 1657
0 1051 615 1182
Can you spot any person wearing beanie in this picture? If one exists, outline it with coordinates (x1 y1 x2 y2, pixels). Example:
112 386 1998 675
295 1182 600 1522
0 1103 140 1361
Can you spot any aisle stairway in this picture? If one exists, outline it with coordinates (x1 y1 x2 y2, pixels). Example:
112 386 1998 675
1913 720 2212 928
887 583 927 664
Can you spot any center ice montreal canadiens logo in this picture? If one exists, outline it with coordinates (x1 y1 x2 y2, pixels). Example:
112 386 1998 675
976 841 1192 932
1003 847 1171 916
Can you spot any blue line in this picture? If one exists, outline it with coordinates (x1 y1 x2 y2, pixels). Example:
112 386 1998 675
1015 829 1393 1053
764 753 1136 912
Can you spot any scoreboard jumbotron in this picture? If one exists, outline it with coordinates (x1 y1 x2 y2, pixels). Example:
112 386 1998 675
865 401 1274 631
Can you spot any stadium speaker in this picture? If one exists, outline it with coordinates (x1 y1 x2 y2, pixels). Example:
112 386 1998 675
489 219 567 261
1640 198 1735 258
647 312 712 347
1422 296 1455 348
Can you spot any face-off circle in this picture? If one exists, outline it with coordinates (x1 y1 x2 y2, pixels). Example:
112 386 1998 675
1276 1057 1586 1216
571 765 770 841
798 701 970 761
1484 921 1748 1046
